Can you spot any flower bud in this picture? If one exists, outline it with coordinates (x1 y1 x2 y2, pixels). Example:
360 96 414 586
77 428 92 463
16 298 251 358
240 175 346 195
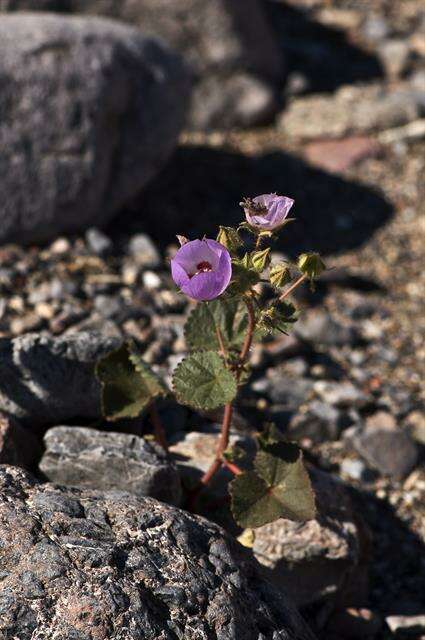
269 263 291 288
251 248 271 272
216 226 242 253
298 253 326 280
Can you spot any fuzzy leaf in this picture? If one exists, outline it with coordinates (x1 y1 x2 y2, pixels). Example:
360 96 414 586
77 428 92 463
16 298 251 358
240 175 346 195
227 262 260 296
172 351 237 410
185 299 248 352
96 341 166 421
230 441 315 528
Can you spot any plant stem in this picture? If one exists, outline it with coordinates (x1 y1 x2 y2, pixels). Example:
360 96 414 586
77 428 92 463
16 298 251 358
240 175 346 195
200 402 233 485
216 326 227 363
238 298 256 371
279 274 307 301
200 297 256 488
222 458 243 476
149 402 168 452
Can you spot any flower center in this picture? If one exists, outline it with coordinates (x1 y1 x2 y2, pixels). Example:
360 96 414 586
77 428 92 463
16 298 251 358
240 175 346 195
196 261 212 273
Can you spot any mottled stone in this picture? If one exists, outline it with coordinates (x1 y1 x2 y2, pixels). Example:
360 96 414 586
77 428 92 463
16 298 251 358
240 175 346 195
40 426 181 506
0 465 316 640
0 331 121 427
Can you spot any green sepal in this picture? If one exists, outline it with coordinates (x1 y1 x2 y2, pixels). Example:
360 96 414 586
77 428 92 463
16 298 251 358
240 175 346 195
269 263 292 288
172 351 237 410
216 226 243 254
95 341 167 421
230 441 316 528
258 300 298 335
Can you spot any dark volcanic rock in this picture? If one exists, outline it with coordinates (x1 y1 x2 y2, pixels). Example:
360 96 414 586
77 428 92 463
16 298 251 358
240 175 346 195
0 12 190 245
0 331 121 428
0 465 316 640
40 426 182 506
1 0 283 130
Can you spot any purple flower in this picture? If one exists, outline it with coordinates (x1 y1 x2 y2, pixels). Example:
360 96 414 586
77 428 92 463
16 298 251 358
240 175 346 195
242 193 294 231
171 238 232 301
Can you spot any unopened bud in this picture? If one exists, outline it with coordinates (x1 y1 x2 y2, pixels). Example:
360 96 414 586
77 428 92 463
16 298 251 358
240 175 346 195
269 263 291 287
251 248 271 272
217 226 242 253
298 252 326 279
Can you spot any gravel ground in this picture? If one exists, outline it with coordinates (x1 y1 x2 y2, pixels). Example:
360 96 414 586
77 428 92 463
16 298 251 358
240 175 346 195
0 1 424 638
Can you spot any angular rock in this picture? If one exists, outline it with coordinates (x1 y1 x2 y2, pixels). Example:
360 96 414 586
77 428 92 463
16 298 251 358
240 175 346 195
0 331 121 428
40 426 181 506
0 413 41 468
1 0 283 130
345 412 419 479
252 468 370 608
0 465 316 640
0 13 190 245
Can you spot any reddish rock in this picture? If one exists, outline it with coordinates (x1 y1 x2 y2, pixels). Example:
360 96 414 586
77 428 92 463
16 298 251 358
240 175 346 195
304 137 381 174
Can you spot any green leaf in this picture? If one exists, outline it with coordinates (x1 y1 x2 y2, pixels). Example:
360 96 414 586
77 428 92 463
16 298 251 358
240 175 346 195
226 262 260 297
185 299 249 352
96 341 167 421
172 351 237 410
257 423 285 449
230 441 315 528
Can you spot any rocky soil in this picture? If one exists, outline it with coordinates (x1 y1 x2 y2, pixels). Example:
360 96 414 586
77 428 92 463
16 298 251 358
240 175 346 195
0 1 424 639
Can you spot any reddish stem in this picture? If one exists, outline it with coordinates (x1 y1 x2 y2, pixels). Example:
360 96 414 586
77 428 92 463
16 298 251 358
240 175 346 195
279 274 307 301
222 458 243 476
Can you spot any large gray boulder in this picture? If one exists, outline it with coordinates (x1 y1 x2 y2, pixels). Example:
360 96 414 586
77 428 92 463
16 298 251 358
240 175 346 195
0 331 121 427
0 465 316 639
1 0 283 129
40 426 182 506
0 12 190 245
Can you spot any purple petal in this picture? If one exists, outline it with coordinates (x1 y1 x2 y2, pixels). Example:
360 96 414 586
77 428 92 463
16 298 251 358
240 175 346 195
172 238 220 275
171 259 190 288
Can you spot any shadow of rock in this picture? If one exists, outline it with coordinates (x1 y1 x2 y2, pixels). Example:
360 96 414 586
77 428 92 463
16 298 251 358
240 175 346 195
113 145 394 257
263 0 384 94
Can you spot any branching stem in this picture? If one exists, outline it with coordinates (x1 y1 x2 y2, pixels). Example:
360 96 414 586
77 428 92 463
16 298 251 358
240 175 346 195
279 274 307 301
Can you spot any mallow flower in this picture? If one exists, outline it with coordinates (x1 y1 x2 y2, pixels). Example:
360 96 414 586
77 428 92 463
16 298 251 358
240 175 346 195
241 193 294 231
171 238 232 301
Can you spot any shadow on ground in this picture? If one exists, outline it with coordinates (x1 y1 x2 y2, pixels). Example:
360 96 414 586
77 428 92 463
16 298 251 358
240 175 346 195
113 145 394 257
263 0 384 94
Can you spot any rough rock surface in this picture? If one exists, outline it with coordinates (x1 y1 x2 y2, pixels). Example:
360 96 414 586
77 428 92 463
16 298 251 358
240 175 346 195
252 468 370 608
0 465 316 640
0 331 121 427
40 426 182 505
0 413 41 468
0 12 190 244
1 0 283 130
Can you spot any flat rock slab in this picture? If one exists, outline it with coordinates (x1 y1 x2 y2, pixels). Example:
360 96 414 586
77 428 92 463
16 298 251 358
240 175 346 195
0 331 121 428
0 12 190 244
40 426 182 506
0 465 316 640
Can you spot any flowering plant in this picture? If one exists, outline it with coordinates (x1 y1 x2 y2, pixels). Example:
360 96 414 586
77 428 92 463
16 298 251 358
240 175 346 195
96 194 325 529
